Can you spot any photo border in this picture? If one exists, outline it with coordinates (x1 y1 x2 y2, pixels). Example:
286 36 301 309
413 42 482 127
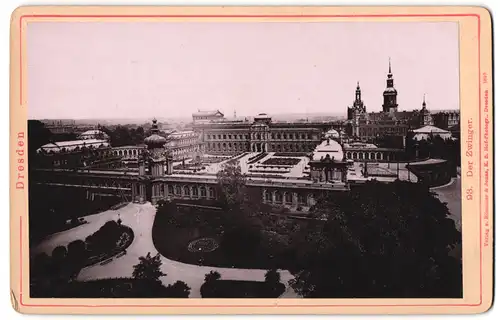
9 5 493 314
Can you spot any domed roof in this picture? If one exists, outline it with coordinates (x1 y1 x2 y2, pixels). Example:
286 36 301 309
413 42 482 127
325 129 340 138
144 134 166 146
144 118 167 148
312 139 344 161
255 113 271 119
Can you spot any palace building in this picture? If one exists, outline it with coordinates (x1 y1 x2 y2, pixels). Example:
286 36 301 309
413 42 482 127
347 61 424 143
193 112 332 154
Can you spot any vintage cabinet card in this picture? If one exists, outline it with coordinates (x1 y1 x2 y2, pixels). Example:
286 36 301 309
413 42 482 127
10 5 493 315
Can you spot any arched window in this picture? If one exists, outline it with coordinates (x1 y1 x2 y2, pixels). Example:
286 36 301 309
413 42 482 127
285 192 292 204
264 191 272 202
275 192 283 203
184 186 190 196
192 187 198 197
168 185 174 195
200 186 207 198
298 194 306 205
208 187 215 199
175 186 181 195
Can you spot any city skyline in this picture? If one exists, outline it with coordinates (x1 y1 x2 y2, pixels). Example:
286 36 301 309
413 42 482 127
28 21 459 120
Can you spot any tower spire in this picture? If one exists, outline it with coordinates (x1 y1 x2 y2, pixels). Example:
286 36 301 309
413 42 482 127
422 94 426 107
388 57 392 74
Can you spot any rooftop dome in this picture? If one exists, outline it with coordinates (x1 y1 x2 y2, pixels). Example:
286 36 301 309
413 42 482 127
325 129 340 139
312 139 344 161
255 113 271 119
144 118 167 148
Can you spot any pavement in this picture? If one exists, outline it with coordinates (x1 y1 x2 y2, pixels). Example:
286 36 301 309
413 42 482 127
32 203 298 298
432 176 462 231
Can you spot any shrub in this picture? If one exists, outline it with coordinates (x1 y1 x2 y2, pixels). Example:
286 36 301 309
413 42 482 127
204 270 222 284
165 280 191 298
264 269 281 285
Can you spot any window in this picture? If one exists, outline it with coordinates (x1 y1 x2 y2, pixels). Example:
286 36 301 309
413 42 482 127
183 186 190 196
275 192 283 202
285 193 292 204
265 191 272 202
175 186 181 195
298 194 306 205
200 186 207 198
192 187 198 197
209 187 215 199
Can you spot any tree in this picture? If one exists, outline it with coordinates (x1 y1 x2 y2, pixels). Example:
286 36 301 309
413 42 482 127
216 160 248 209
165 281 191 298
288 180 462 298
204 270 221 284
67 240 88 278
132 252 166 283
52 246 68 263
265 269 281 285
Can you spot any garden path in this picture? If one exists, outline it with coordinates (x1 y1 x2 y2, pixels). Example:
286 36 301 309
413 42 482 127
33 203 299 298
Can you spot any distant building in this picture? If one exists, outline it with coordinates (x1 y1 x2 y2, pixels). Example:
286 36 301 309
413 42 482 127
346 61 425 143
165 130 204 161
78 129 109 140
432 111 460 129
194 113 327 154
41 119 77 135
192 110 225 124
412 125 453 141
37 139 109 153
35 139 120 169
418 95 434 126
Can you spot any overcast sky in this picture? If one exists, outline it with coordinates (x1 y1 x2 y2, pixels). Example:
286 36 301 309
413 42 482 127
28 21 459 120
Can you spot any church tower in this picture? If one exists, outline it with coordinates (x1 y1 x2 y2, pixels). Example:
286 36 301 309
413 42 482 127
419 94 433 126
347 82 366 137
382 59 398 113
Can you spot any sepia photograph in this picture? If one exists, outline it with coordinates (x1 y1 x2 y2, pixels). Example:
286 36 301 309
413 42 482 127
25 19 464 300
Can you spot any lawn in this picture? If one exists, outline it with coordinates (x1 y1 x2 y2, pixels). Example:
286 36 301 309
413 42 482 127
152 202 306 269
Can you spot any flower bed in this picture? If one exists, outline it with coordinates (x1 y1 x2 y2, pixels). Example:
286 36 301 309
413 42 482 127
248 152 268 164
229 152 249 161
262 157 301 166
273 152 307 157
187 237 219 253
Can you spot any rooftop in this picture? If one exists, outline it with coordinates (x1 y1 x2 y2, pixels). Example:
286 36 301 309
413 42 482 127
38 139 109 153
